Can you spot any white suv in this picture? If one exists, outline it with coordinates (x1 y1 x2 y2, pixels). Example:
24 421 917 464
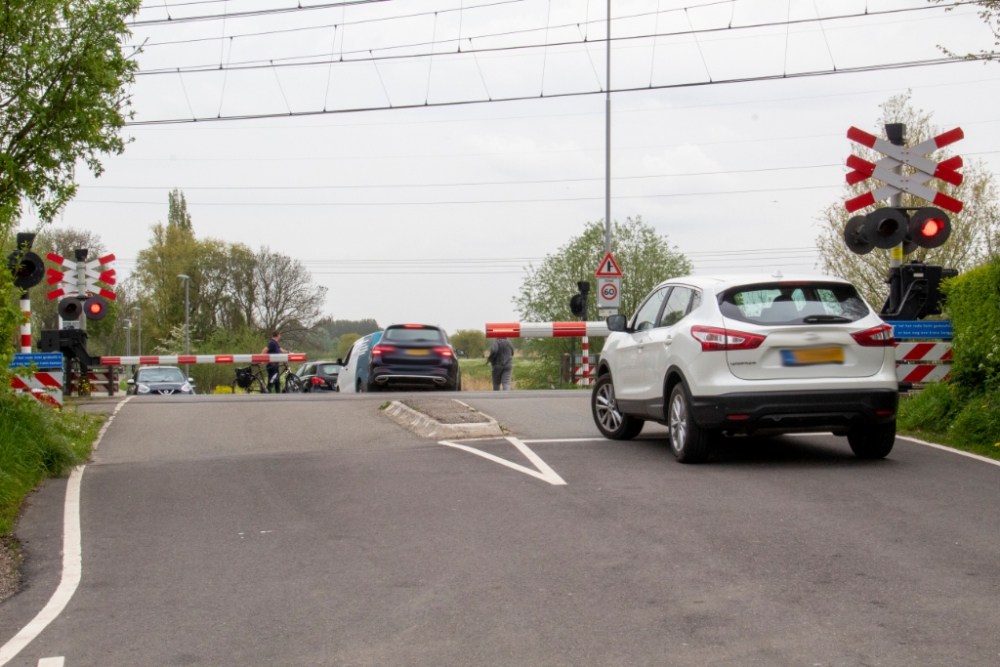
592 275 899 463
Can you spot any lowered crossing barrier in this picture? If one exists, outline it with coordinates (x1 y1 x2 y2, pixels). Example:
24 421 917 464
485 322 610 338
100 353 307 366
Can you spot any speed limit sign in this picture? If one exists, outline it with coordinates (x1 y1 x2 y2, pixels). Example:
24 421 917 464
597 277 621 311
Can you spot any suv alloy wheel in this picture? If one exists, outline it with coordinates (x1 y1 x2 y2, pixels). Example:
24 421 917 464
591 374 644 440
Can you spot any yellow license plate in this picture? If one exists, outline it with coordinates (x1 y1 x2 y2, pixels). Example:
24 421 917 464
781 347 844 366
407 349 431 356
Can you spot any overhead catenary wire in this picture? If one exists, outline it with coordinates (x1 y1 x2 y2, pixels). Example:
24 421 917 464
125 55 984 126
131 0 401 26
133 1 970 77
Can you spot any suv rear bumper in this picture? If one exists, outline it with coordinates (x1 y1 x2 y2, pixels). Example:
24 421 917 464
688 389 898 433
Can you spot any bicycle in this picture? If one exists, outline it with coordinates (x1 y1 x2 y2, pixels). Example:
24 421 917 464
232 364 268 394
280 363 305 394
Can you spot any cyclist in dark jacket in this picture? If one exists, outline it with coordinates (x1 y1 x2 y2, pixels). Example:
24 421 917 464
262 330 289 393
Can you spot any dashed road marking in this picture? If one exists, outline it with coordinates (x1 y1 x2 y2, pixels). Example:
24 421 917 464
38 658 64 667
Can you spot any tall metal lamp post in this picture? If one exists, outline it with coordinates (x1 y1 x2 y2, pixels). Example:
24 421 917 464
177 274 190 379
132 306 142 356
124 318 132 357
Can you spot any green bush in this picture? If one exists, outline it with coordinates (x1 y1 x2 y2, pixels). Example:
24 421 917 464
897 381 963 432
0 395 103 535
950 390 1000 448
942 258 1000 392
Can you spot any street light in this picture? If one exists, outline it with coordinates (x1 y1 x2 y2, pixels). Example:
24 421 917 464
131 306 141 356
123 318 132 357
177 274 190 379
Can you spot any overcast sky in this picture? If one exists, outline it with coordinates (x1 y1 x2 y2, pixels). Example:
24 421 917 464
21 0 1000 333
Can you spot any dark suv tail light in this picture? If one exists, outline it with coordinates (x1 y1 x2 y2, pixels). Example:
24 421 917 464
433 347 454 357
690 326 766 351
851 323 895 347
372 345 397 356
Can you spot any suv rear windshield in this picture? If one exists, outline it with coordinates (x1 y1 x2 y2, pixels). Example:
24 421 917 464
383 327 445 343
719 282 870 326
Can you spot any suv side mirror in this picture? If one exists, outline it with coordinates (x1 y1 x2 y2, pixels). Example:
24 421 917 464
336 358 343 365
606 314 628 332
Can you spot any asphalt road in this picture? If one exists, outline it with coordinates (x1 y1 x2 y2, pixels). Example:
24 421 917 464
2 391 999 667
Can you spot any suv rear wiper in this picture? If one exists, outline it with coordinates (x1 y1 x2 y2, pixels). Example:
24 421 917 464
803 314 853 323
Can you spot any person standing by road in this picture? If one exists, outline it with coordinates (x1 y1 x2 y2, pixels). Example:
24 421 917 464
262 330 289 393
487 337 514 391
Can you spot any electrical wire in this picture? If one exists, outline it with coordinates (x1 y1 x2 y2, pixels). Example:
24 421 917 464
70 182 841 206
125 54 981 126
131 0 400 26
133 1 969 76
78 162 844 190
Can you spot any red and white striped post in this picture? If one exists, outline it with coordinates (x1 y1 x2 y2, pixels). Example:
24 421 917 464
581 336 591 386
19 297 31 353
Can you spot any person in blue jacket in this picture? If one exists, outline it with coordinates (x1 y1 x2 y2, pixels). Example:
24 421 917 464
261 330 289 393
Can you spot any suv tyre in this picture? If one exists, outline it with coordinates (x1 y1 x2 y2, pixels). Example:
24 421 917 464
847 421 895 459
668 383 713 463
592 374 644 440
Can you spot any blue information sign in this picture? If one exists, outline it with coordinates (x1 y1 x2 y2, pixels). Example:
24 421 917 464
9 352 64 369
890 321 953 339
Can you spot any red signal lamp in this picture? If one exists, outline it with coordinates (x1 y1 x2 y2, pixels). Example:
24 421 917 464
908 207 951 250
83 295 109 321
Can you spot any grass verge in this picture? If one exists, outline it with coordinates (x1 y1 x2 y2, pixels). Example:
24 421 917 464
897 382 1000 462
0 394 105 536
459 358 584 390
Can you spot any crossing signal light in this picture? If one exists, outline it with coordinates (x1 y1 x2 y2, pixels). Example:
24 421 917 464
844 207 953 255
908 207 951 249
84 295 108 321
6 233 43 290
569 281 591 318
58 298 83 321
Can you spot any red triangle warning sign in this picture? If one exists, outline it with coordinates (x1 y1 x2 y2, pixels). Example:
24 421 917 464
594 252 622 277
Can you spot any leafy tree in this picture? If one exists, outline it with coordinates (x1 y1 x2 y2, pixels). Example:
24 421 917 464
1 0 140 372
313 318 381 340
337 333 360 360
132 215 198 344
815 93 1000 308
167 189 193 232
515 216 691 358
932 0 1000 62
0 0 140 230
451 329 487 358
253 247 328 335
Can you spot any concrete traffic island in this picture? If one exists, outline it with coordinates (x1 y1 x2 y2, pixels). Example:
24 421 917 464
382 397 504 439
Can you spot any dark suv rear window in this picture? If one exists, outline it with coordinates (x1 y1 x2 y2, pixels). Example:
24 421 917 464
383 327 445 342
719 282 870 326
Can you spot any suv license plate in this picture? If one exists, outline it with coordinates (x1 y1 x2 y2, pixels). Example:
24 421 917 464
781 347 844 366
407 349 431 356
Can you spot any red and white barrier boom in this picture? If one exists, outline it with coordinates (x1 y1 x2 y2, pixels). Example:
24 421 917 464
486 322 610 339
101 353 306 366
845 126 965 213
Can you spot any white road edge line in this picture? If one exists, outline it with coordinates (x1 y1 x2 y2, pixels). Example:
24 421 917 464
0 396 131 667
521 437 607 444
38 657 65 666
438 438 566 485
896 434 1000 468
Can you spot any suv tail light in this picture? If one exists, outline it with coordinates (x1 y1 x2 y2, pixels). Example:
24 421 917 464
851 323 895 347
371 345 397 356
433 347 454 357
690 326 766 351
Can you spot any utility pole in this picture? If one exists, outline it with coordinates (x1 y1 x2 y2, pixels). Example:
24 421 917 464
178 274 190 379
604 0 612 253
885 123 905 314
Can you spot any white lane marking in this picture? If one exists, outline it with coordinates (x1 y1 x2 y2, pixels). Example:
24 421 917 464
38 658 65 667
521 437 607 444
0 467 84 666
896 435 1000 469
438 437 566 485
0 395 131 666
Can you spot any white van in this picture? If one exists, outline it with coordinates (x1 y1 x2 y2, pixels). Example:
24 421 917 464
336 331 382 393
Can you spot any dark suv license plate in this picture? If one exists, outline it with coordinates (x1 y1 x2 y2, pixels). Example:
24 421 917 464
781 347 844 366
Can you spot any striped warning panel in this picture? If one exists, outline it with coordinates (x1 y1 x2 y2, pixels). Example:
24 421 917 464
895 342 952 362
896 364 951 383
